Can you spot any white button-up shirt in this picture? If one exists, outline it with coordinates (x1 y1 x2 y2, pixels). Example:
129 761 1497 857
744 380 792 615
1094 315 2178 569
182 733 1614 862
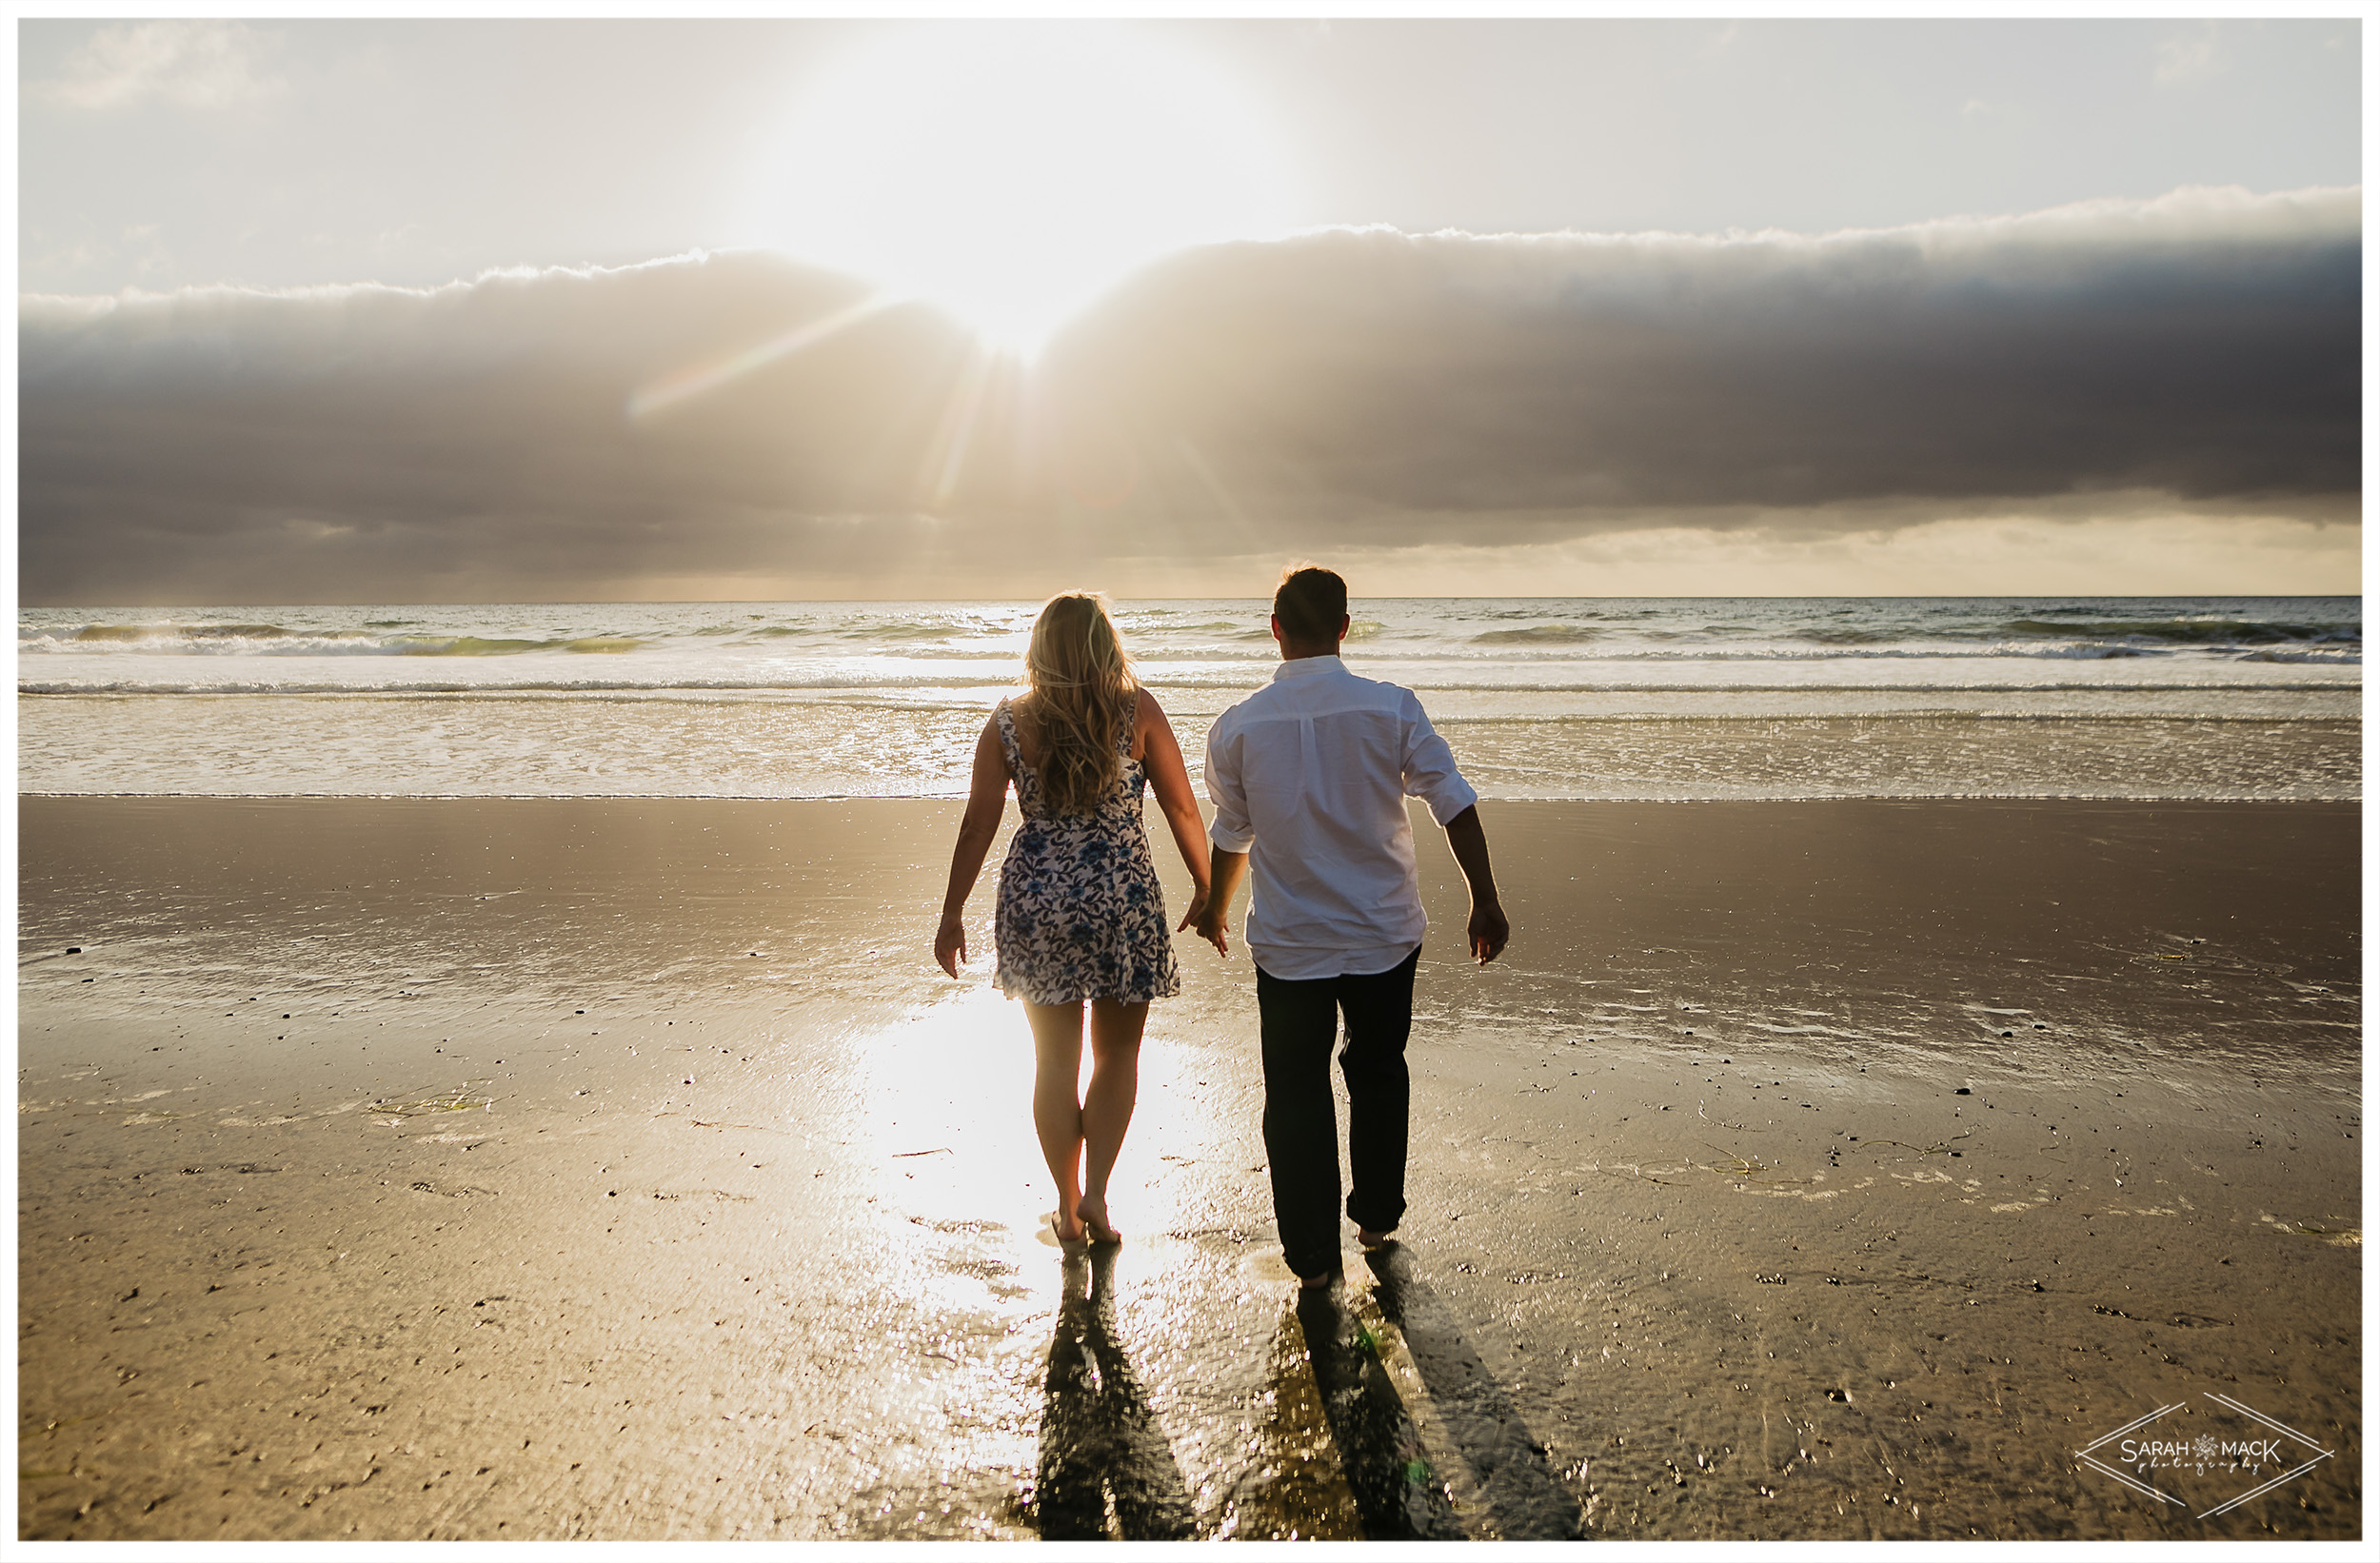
1204 654 1479 980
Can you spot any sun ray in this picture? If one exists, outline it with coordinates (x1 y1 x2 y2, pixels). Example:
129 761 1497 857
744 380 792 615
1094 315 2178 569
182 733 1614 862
920 341 1004 510
626 290 901 421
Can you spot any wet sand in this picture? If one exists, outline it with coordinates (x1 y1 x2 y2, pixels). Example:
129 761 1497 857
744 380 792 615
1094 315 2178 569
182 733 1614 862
17 796 2361 1539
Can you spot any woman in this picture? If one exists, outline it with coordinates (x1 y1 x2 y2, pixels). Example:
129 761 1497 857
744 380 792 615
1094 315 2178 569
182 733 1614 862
936 592 1211 1248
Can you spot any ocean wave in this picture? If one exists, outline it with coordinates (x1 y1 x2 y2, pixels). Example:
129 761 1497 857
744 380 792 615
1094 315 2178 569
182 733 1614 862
1471 624 1601 644
23 629 647 657
2233 647 2366 663
20 677 2362 702
25 631 2357 668
1398 643 2363 664
832 623 973 642
20 786 2358 804
16 674 1026 696
69 621 300 643
402 635 643 656
2000 617 2359 645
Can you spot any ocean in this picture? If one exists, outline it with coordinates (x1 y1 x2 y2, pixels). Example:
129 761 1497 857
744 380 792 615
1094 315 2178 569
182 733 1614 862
17 597 2359 801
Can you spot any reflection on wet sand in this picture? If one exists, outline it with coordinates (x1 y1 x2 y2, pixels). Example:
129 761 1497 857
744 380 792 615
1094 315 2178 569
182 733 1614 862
1363 1244 1585 1539
1212 1251 1579 1540
1290 1276 1462 1539
20 799 2357 1540
1032 1245 1197 1540
1213 1292 1366 1539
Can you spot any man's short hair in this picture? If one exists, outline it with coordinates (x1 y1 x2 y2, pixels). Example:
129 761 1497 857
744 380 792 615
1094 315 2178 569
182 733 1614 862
1274 564 1347 647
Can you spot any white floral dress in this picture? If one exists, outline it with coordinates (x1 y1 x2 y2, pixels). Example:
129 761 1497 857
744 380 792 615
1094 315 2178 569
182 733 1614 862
992 699 1181 1005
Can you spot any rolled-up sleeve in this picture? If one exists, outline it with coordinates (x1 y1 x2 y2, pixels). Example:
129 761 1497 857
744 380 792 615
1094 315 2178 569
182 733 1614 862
1400 697 1478 826
1205 717 1256 852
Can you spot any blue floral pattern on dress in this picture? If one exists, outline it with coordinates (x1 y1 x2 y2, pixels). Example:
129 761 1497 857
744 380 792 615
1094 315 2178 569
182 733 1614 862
992 698 1182 1005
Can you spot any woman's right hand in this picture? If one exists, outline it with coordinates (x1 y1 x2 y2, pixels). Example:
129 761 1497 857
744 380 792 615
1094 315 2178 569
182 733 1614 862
934 913 968 979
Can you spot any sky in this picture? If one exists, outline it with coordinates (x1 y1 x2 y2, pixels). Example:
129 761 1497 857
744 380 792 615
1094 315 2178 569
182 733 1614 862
15 15 2365 603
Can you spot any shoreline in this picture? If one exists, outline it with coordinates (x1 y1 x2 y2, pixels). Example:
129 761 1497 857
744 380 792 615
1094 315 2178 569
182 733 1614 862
18 796 2362 1538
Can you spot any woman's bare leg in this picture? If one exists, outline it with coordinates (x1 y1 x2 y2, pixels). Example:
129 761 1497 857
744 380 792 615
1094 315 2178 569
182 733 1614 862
1025 1000 1088 1241
1077 999 1149 1239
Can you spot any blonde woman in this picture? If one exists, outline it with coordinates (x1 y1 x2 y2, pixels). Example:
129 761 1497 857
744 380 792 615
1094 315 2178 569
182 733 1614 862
936 593 1211 1247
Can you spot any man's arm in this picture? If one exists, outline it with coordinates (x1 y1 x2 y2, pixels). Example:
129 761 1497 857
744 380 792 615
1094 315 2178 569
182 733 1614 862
1188 717 1252 958
1187 845 1247 956
1443 805 1508 964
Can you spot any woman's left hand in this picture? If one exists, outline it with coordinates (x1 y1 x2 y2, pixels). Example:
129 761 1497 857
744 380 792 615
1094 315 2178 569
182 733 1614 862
935 913 969 978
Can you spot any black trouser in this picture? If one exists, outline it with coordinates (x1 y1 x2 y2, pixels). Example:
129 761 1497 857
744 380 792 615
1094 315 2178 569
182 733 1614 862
1256 946 1420 1279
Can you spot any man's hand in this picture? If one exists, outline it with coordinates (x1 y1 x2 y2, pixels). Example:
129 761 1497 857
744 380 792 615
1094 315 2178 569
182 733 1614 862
934 913 968 978
1467 899 1509 964
1443 806 1506 964
1181 891 1230 956
1188 845 1249 957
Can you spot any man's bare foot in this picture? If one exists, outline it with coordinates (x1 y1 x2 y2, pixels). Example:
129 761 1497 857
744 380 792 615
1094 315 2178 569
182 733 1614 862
1077 1197 1121 1245
1357 1226 1396 1250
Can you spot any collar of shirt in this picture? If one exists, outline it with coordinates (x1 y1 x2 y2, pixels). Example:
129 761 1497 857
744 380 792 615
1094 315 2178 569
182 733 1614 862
1270 654 1345 683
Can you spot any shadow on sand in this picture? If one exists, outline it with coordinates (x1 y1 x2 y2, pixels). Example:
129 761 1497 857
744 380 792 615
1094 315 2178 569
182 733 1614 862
1288 1278 1467 1538
1026 1240 1583 1540
1031 1244 1198 1540
1361 1242 1586 1539
1229 1244 1584 1539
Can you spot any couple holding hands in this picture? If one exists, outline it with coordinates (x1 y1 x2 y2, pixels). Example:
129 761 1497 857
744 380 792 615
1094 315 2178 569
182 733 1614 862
936 566 1506 1288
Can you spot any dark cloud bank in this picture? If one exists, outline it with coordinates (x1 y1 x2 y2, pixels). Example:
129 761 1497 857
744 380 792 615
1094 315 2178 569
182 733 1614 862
18 186 2357 603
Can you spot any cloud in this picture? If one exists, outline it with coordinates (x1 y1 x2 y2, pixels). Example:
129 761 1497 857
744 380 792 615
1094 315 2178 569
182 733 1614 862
1239 505 2360 600
33 21 282 111
2154 23 2225 88
16 187 2360 603
1048 185 2358 532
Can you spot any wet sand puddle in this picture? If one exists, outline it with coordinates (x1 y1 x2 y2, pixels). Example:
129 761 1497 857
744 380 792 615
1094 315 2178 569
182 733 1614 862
18 972 2359 1541
17 798 2359 1540
16 967 1609 1541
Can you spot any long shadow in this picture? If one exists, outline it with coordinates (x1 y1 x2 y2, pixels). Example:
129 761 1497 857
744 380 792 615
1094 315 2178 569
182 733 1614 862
1033 1245 1199 1540
1362 1243 1586 1539
1290 1283 1467 1539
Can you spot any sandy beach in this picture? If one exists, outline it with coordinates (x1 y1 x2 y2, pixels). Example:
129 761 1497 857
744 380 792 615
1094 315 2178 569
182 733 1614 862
17 795 2360 1539
18 8 2365 1546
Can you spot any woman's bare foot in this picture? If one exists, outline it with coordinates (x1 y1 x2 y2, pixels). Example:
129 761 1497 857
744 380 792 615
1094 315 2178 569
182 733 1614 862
1046 1209 1087 1247
1077 1197 1121 1245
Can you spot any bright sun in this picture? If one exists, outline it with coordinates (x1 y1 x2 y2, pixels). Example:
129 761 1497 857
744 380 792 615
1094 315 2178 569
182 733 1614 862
758 24 1298 352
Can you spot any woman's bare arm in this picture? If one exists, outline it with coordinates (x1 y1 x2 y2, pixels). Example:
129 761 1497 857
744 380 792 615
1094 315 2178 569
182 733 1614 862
1137 689 1213 925
935 716 1010 977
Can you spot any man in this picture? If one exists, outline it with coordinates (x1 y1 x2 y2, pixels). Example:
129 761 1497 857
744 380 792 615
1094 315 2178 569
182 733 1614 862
1187 565 1508 1288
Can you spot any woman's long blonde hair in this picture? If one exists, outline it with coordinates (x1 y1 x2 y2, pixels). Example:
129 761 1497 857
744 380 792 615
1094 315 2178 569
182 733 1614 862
1019 591 1138 815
